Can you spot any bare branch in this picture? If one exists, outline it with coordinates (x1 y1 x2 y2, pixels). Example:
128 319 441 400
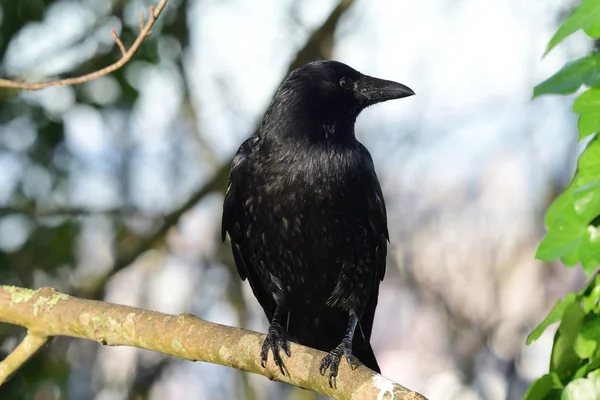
0 0 168 91
0 333 48 385
288 0 354 72
139 11 145 33
111 29 127 56
0 204 135 218
0 286 427 400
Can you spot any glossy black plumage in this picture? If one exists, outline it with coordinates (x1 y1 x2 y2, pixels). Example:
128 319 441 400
221 60 414 385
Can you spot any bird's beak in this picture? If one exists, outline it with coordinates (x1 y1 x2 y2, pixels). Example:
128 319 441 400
357 75 415 105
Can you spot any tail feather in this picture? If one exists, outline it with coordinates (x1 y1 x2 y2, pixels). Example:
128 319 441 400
288 309 380 373
353 340 380 373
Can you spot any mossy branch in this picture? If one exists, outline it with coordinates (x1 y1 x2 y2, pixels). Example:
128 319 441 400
0 285 426 400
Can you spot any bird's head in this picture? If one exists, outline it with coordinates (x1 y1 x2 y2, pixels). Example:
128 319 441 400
264 60 414 143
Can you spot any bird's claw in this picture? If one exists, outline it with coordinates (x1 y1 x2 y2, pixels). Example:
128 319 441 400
319 341 354 388
260 324 291 375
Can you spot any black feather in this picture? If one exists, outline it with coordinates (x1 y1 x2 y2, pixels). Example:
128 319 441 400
222 60 413 383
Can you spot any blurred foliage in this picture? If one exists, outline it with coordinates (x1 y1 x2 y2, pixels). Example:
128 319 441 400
526 0 600 398
0 0 187 398
0 0 351 397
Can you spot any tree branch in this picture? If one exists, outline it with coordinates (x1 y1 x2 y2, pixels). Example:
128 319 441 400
0 0 167 91
287 0 354 71
0 286 427 400
0 333 48 385
0 204 135 218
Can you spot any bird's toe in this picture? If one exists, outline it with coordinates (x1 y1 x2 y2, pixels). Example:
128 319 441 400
320 341 355 388
281 336 292 357
319 353 333 376
344 346 355 369
260 326 290 375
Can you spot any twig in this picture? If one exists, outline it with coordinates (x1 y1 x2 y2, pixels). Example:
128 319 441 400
0 333 48 385
0 286 427 400
0 205 135 218
0 0 168 91
111 29 127 56
139 11 146 33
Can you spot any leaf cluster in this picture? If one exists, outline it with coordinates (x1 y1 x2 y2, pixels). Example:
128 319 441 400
527 1 600 398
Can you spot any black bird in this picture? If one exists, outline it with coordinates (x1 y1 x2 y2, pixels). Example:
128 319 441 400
221 60 414 386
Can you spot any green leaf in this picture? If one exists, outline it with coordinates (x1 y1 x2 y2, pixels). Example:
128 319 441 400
537 138 600 270
573 140 600 275
528 293 578 344
578 114 600 140
523 374 561 400
574 335 597 359
580 227 600 276
545 191 577 228
545 0 600 55
551 302 585 381
572 88 600 114
585 10 600 38
575 332 598 359
533 53 600 98
580 314 600 341
582 275 600 313
536 200 587 265
574 89 600 139
572 181 600 224
576 137 600 186
573 364 591 380
575 315 600 360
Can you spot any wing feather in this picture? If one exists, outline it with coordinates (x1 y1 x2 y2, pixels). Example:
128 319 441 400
222 137 277 320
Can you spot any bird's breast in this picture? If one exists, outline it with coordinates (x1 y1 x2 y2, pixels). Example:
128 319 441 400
257 144 363 203
238 144 379 311
244 145 372 254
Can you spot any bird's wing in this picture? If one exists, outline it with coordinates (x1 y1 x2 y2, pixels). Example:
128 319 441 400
356 144 389 355
359 143 388 282
222 137 277 319
222 137 252 279
370 178 388 282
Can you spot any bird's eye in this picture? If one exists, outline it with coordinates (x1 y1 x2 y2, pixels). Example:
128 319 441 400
339 77 353 89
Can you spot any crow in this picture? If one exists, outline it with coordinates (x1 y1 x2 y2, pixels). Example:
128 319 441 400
221 60 414 386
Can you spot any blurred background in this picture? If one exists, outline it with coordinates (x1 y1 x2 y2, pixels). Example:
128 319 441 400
0 0 592 399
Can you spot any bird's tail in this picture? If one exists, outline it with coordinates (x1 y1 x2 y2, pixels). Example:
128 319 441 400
353 335 380 373
288 310 381 373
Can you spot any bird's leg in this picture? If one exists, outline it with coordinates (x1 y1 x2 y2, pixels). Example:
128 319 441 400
319 312 358 388
260 306 291 375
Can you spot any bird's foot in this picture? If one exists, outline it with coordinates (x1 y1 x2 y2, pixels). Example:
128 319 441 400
319 340 355 388
260 323 291 375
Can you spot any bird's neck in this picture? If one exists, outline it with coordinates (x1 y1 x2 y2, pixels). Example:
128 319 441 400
316 118 357 143
260 108 358 148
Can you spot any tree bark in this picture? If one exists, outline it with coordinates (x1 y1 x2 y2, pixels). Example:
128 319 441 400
0 285 426 400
